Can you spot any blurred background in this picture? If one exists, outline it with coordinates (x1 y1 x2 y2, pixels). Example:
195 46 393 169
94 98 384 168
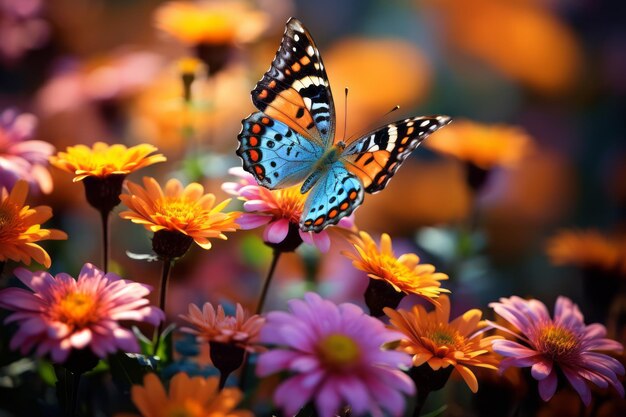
1 0 625 416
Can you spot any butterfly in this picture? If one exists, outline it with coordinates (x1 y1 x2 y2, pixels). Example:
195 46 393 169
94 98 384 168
237 17 451 233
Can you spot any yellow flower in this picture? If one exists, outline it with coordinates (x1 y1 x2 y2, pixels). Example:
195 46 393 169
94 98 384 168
427 119 534 169
120 177 240 252
0 180 67 268
546 229 626 273
50 142 166 182
154 0 268 46
118 372 252 417
385 295 501 393
343 231 449 301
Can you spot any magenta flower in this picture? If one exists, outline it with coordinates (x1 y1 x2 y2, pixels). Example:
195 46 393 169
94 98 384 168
0 109 54 193
222 167 353 252
256 292 414 417
0 263 164 363
0 0 49 62
490 296 624 406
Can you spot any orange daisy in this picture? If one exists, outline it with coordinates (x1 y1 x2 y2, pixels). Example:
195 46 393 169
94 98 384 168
119 177 240 257
117 372 252 417
154 0 268 46
427 119 534 170
385 295 501 393
546 229 626 274
0 180 67 268
344 231 449 300
50 142 166 182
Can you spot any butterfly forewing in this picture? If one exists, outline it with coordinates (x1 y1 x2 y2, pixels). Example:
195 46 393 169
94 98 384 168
300 162 363 232
342 115 452 193
237 112 323 189
251 18 335 147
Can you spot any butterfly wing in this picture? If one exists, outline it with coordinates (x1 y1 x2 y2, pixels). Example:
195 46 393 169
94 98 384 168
237 112 324 189
251 17 335 147
300 161 363 232
342 115 452 193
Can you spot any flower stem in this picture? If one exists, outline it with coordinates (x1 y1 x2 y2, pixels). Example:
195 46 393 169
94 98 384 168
100 209 110 273
66 370 81 417
413 388 430 417
256 250 282 315
0 261 5 276
153 258 173 356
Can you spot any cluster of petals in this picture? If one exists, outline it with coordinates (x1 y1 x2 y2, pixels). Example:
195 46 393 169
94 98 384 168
117 372 252 417
120 176 240 250
0 180 67 267
0 109 54 193
49 142 166 182
0 263 164 363
385 295 501 393
256 292 414 417
344 230 449 301
546 229 626 274
180 302 265 353
222 167 352 252
490 296 625 405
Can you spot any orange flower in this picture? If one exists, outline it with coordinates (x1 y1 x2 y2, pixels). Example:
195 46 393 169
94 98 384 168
154 0 268 46
119 372 252 417
120 177 240 252
0 180 67 268
343 231 449 301
385 295 501 393
427 119 534 170
546 229 626 273
50 142 166 182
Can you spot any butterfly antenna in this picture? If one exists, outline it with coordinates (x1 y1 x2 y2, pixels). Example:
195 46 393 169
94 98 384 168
342 87 349 142
345 104 401 144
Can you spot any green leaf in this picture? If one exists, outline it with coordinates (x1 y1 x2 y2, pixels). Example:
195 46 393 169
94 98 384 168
421 404 448 417
37 359 56 386
109 351 157 389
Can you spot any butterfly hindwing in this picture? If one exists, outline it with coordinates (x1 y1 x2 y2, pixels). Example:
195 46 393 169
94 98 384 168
251 17 335 147
343 115 452 193
237 112 324 189
300 162 364 232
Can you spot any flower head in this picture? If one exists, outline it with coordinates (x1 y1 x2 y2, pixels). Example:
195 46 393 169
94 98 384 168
124 372 252 417
546 229 626 274
120 177 240 257
0 109 54 193
257 292 414 417
344 231 449 301
50 142 166 182
0 263 164 363
490 296 625 405
222 167 353 252
0 180 67 268
385 295 501 393
427 120 534 170
180 302 265 353
154 0 268 46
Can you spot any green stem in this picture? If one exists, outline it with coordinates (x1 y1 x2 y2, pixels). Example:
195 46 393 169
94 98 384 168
100 209 110 273
67 371 81 417
255 250 282 315
153 259 173 356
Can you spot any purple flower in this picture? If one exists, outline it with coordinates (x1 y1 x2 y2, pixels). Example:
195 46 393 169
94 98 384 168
0 109 54 193
0 263 164 363
490 296 624 406
256 292 414 417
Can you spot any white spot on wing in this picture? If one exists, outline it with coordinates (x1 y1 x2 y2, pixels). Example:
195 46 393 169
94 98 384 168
306 45 315 56
387 124 398 150
420 120 430 127
294 34 300 42
303 97 312 109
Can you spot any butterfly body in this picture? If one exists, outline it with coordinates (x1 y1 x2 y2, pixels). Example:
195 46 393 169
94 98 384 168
237 18 451 232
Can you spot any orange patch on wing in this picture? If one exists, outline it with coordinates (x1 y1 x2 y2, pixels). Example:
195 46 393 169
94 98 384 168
291 62 301 71
254 165 264 175
248 136 259 146
349 191 357 200
249 150 260 162
400 136 409 145
388 162 398 171
304 220 313 226
328 209 338 218
268 80 277 88
374 151 390 167
340 202 349 210
377 175 387 185
258 89 268 99
264 90 315 137
300 56 311 65
261 117 270 125
407 127 414 135
251 124 261 134
314 217 325 226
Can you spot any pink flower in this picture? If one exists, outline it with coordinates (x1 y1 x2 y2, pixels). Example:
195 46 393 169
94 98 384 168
0 0 49 62
222 167 353 252
256 292 414 417
490 296 625 406
0 109 54 193
0 263 164 363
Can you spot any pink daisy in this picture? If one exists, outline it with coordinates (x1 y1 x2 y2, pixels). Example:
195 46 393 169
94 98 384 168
490 296 625 406
0 109 54 193
0 263 164 363
222 167 353 252
256 292 414 417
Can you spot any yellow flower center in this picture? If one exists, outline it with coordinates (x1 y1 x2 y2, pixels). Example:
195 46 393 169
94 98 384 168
157 198 202 223
373 254 415 287
538 325 579 360
0 202 22 241
317 334 361 370
54 292 99 328
165 400 204 417
272 188 304 223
